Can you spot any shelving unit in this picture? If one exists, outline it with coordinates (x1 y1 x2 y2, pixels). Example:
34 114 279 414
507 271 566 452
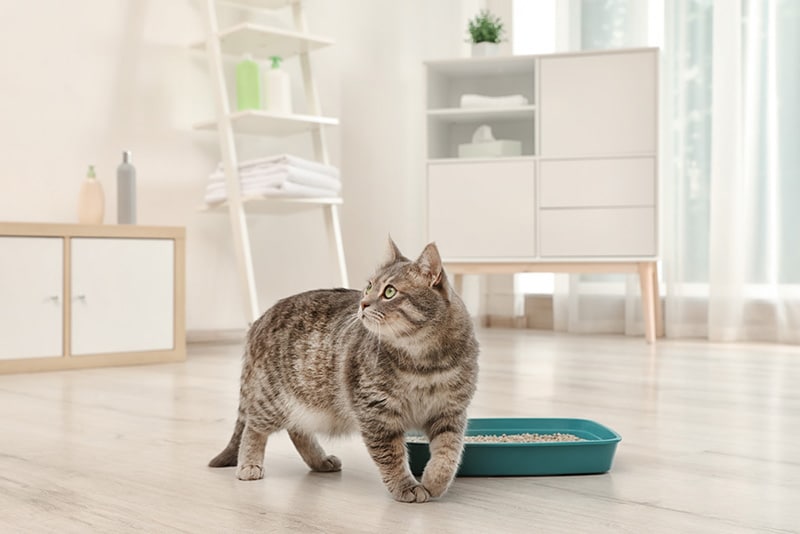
197 0 348 324
425 48 663 343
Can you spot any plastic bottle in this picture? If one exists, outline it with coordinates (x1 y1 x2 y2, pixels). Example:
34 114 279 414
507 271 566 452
117 151 137 224
264 56 292 114
235 54 261 111
77 165 105 225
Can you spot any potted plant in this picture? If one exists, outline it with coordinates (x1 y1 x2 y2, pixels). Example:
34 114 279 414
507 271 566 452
466 9 505 57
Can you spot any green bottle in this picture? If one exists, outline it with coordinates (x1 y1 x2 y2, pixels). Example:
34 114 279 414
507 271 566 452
236 54 261 111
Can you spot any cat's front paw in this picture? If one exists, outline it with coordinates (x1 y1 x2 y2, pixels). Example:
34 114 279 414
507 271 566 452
313 454 342 472
392 483 431 503
236 464 264 481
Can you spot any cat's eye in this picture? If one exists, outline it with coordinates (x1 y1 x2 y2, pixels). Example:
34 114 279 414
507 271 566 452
365 281 373 294
383 285 397 299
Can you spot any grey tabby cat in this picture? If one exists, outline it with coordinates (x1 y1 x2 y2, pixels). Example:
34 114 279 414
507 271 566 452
209 239 479 503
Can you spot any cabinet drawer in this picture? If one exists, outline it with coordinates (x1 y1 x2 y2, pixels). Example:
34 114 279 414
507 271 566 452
540 158 655 208
540 207 655 257
428 160 535 258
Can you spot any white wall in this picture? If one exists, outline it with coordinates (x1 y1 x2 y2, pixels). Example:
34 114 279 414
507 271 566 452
0 0 478 332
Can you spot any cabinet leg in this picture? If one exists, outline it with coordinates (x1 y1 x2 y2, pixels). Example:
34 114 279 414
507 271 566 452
652 263 664 338
638 262 656 344
325 204 349 288
452 273 464 295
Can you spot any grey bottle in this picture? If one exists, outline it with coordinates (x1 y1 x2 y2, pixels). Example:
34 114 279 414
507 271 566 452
117 150 137 224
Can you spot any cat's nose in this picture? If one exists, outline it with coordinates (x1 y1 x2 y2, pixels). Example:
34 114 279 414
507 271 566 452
360 301 369 310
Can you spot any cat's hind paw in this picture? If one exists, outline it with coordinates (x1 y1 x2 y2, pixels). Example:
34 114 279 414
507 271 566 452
236 464 264 481
392 484 431 503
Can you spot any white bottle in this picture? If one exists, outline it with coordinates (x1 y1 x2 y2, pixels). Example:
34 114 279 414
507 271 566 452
263 56 292 115
117 150 137 224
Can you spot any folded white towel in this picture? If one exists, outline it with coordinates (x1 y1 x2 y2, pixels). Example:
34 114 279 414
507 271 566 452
216 154 339 179
208 165 341 193
204 181 339 204
459 93 529 108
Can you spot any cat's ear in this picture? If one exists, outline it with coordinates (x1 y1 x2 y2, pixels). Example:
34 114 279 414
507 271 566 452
416 242 445 288
384 235 408 264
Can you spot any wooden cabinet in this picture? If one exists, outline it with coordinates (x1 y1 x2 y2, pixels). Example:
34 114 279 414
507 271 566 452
0 237 63 360
0 223 185 374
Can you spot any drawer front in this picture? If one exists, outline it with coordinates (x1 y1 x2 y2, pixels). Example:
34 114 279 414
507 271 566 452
540 207 655 257
540 158 655 208
428 160 535 258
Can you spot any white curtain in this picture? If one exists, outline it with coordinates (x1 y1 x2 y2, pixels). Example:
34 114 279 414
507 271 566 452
549 0 800 343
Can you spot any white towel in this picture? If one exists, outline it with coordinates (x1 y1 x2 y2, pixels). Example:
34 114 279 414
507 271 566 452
459 93 529 108
204 181 339 204
216 154 339 179
208 165 342 193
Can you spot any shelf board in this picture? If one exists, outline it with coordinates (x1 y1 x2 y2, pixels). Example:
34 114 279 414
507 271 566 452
194 110 338 136
425 55 537 77
192 23 334 60
217 0 298 9
428 156 537 164
200 195 343 214
427 105 536 124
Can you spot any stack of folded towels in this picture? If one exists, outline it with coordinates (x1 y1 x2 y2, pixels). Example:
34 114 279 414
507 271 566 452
204 154 341 204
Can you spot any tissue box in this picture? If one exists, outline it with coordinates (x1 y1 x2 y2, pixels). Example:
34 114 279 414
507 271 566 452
458 140 522 158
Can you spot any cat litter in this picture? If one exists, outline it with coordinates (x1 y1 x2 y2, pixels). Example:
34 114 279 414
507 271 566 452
406 432 584 444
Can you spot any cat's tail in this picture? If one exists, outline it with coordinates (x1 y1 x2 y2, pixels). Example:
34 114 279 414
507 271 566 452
208 412 245 467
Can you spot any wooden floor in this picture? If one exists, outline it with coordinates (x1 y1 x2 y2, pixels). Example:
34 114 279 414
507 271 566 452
1 329 798 533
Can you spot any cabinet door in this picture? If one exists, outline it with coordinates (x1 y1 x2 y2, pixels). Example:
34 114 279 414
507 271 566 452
0 237 63 360
428 160 535 258
71 238 174 356
540 50 657 157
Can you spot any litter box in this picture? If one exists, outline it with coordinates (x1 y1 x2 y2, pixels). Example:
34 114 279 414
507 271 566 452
407 418 621 477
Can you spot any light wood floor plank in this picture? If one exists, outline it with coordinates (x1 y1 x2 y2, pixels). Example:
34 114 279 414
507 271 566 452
1 330 798 533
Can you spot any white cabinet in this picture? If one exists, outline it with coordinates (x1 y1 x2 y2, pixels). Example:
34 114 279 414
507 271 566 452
0 223 185 374
425 48 658 261
424 48 662 342
0 237 63 360
71 238 175 356
428 160 535 258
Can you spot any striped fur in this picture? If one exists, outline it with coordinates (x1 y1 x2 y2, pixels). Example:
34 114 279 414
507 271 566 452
208 240 479 503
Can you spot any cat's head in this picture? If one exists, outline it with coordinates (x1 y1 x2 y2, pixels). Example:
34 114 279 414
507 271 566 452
358 238 451 347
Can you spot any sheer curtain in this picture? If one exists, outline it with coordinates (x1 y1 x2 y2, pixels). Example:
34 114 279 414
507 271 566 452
664 0 800 342
532 0 800 342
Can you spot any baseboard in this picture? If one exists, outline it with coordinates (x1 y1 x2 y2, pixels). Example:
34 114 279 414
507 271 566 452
186 329 247 344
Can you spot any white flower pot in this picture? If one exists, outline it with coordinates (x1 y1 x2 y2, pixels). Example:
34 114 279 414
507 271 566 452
471 42 500 57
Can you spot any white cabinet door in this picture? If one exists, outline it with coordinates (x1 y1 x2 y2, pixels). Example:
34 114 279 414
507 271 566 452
540 50 657 157
428 160 536 258
71 238 174 356
0 237 63 360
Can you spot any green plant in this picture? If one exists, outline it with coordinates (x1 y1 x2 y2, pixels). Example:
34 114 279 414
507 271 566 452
466 9 505 44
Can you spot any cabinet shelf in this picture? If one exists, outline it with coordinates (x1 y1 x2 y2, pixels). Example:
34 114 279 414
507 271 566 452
194 109 338 136
427 106 536 124
192 23 333 60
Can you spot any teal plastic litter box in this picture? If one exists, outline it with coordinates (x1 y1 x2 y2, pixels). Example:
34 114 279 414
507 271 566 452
407 418 621 477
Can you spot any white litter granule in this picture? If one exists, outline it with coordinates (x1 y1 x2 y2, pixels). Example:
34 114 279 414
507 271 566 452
406 432 584 444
